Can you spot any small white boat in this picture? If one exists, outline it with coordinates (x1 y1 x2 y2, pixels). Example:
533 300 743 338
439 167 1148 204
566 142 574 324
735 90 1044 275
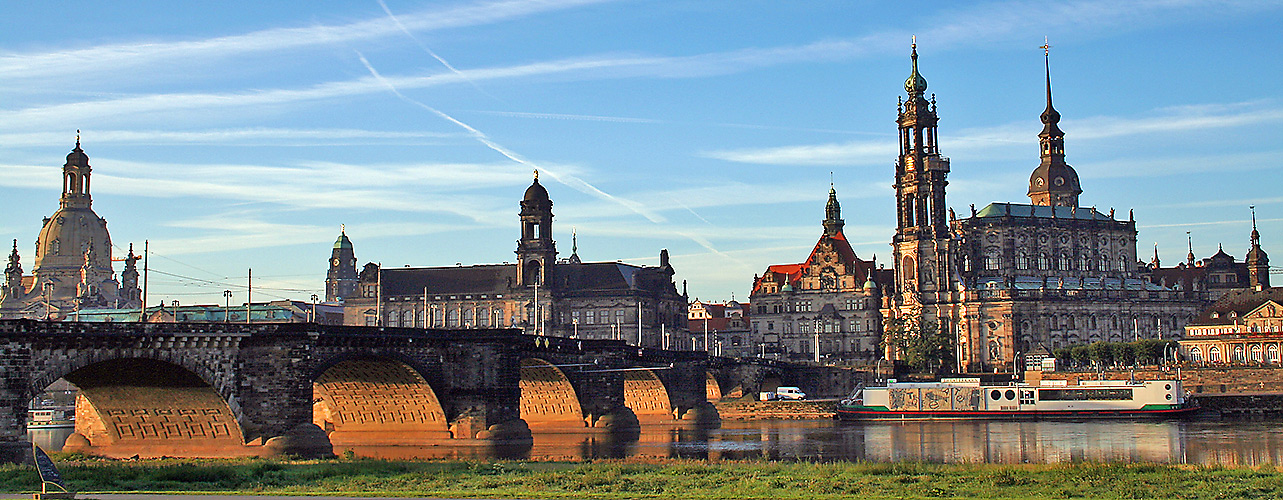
27 407 75 429
836 377 1197 420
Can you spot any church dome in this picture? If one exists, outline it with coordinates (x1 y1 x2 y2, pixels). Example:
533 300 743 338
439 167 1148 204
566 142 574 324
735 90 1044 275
524 177 550 203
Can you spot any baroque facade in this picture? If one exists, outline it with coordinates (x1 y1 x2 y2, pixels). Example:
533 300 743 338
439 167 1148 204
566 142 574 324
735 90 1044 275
749 186 887 362
341 172 688 347
1143 210 1271 300
884 44 1205 372
0 138 141 319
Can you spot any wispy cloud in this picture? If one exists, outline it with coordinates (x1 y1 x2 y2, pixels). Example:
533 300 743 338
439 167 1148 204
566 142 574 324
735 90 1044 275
356 51 672 226
9 2 1277 131
703 100 1283 166
0 128 460 147
0 0 618 81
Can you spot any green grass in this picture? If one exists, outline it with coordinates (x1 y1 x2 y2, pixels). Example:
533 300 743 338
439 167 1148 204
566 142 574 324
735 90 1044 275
2 457 1281 499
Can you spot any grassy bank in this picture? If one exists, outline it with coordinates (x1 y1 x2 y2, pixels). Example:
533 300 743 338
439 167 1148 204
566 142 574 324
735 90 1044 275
2 457 1281 499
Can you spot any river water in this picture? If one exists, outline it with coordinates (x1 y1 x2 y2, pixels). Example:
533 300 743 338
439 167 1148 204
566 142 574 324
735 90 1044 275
30 417 1283 465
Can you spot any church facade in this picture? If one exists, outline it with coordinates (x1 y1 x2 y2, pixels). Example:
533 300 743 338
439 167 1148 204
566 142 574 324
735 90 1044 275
883 44 1205 372
0 138 141 319
337 173 688 347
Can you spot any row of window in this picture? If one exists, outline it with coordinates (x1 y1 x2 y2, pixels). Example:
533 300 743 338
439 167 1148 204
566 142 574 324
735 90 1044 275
754 298 875 315
970 251 1131 273
1187 344 1283 364
752 318 878 334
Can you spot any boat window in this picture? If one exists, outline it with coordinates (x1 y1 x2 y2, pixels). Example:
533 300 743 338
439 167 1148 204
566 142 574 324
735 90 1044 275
1038 388 1134 401
1005 389 1016 400
990 390 1001 400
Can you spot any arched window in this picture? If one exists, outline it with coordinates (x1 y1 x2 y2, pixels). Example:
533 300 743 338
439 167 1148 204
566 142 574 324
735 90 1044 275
984 248 1000 271
447 308 460 327
1233 345 1245 363
387 311 399 327
401 310 412 327
1190 347 1203 362
1209 346 1221 363
1081 253 1093 271
1058 253 1071 271
1099 254 1109 272
1016 253 1029 270
1251 345 1263 363
1269 344 1280 364
903 256 916 282
1118 255 1128 272
1038 253 1050 270
462 307 475 327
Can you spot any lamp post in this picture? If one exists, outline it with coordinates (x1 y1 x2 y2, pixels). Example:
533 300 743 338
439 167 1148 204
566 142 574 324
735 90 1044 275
876 358 886 382
42 282 53 320
310 294 319 323
223 290 232 323
573 318 579 339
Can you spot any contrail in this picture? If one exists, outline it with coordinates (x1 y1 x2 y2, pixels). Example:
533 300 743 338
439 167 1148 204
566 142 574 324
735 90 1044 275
376 0 495 99
356 52 667 224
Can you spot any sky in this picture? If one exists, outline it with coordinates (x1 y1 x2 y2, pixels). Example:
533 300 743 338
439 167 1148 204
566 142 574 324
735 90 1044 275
1 0 1281 307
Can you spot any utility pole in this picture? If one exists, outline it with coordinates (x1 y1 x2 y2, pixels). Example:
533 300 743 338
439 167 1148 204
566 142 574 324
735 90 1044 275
422 287 428 328
637 300 643 347
140 240 149 322
375 263 382 326
246 268 252 324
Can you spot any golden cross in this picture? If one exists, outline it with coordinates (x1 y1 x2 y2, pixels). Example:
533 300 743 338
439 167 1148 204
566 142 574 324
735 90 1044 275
911 34 916 49
533 169 539 181
1040 37 1051 56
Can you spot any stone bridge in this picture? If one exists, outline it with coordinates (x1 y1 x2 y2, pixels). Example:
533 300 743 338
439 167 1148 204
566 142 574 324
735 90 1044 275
0 320 717 462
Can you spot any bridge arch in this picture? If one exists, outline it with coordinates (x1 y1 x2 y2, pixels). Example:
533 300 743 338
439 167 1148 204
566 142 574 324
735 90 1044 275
311 355 452 445
624 369 673 422
50 357 245 457
519 358 585 428
705 371 723 401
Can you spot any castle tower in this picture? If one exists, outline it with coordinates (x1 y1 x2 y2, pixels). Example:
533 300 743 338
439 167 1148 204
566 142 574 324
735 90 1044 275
516 170 557 287
1 240 22 305
823 183 845 237
1247 207 1271 289
326 225 358 301
891 40 956 309
1027 45 1083 207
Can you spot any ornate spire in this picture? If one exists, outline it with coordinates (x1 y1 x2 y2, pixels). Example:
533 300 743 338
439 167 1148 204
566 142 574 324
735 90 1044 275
1027 39 1081 207
1152 243 1161 268
1247 206 1270 288
905 36 928 97
1186 231 1195 267
823 183 845 237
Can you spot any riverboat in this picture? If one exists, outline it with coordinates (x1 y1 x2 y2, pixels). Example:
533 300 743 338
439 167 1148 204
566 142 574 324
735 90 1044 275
835 378 1198 420
27 407 75 430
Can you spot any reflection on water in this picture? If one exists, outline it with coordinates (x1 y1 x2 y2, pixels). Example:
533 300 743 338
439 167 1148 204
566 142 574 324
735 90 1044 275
31 418 1283 465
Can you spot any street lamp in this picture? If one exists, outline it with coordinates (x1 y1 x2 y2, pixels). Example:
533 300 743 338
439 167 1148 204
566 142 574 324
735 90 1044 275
310 294 319 323
223 290 233 323
42 282 54 320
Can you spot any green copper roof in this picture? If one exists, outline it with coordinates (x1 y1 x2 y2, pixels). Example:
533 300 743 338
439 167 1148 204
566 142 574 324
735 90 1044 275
973 202 1112 221
334 232 352 249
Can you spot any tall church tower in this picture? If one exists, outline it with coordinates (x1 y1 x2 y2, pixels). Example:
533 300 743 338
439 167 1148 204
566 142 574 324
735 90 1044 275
326 225 358 302
891 40 955 311
1247 207 1271 290
1027 47 1082 207
516 170 557 287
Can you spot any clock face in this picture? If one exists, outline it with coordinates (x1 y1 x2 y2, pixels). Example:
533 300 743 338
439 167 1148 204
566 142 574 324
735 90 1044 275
1035 178 1045 187
1054 177 1065 186
333 259 340 266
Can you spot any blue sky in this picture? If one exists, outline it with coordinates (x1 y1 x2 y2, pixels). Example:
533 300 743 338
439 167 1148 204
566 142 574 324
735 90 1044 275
2 0 1281 307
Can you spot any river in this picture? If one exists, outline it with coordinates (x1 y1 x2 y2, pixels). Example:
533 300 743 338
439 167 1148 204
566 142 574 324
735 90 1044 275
29 417 1283 465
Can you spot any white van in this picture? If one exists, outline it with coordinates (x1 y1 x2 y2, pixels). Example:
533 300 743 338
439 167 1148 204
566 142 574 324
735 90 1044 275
774 387 806 400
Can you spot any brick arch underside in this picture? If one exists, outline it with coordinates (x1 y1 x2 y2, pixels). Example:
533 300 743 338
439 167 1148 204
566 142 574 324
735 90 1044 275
625 369 673 422
705 371 722 400
60 358 246 458
519 358 584 428
312 358 452 446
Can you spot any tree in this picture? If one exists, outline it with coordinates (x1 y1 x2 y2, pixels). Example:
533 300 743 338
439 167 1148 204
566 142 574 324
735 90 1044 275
881 317 954 374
